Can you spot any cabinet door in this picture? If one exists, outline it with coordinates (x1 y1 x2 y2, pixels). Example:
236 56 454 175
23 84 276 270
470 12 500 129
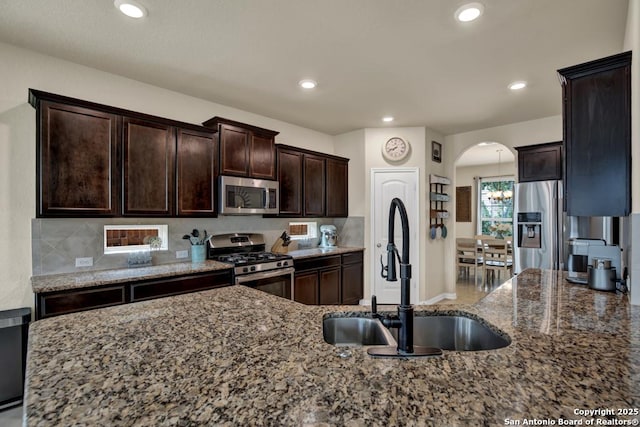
319 267 341 305
177 128 218 216
516 142 562 183
341 260 364 305
326 158 349 217
560 52 631 217
277 148 304 216
37 285 127 319
123 118 175 216
219 124 249 176
38 101 119 216
250 132 276 179
304 154 326 217
294 271 318 305
130 271 231 302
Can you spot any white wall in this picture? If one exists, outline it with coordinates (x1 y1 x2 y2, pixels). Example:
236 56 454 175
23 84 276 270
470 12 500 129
0 41 335 311
624 0 640 305
334 129 366 217
454 161 516 239
357 127 448 303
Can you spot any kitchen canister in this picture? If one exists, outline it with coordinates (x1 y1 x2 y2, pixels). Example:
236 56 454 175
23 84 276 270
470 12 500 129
191 245 206 262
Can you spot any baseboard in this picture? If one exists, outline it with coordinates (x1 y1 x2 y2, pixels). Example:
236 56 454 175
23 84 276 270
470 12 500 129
418 293 456 305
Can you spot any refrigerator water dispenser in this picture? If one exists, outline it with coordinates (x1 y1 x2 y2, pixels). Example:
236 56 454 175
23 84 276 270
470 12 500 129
516 212 542 249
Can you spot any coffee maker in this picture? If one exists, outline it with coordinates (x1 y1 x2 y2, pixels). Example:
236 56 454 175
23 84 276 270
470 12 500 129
319 225 338 248
567 238 623 291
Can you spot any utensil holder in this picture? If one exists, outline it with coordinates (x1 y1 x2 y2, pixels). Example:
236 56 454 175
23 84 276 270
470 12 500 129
191 245 206 262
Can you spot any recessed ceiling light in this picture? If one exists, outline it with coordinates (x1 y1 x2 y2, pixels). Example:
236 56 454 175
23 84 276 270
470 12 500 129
509 81 527 90
455 2 484 22
382 116 394 122
114 0 147 18
478 141 497 146
298 79 317 89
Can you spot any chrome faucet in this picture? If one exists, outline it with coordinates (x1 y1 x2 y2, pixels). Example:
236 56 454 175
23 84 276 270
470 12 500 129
369 197 441 358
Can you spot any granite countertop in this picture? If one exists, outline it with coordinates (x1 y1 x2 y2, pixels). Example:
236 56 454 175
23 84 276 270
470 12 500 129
287 246 364 260
30 260 232 293
25 269 639 426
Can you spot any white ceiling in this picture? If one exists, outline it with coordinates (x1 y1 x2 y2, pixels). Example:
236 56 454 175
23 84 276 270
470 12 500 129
0 0 629 136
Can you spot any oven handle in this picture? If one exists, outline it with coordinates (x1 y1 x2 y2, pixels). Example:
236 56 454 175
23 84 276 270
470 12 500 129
234 267 295 284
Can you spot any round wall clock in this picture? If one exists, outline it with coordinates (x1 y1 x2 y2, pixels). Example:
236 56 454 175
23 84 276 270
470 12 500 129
382 137 410 161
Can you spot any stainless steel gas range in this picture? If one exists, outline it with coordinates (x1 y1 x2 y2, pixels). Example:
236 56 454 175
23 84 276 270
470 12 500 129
207 233 294 299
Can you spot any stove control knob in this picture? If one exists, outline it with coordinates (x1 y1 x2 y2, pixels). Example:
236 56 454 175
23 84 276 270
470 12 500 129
283 261 289 267
242 267 249 273
250 266 256 272
277 262 282 267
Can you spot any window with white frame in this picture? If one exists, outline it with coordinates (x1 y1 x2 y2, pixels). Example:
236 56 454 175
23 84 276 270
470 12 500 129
477 177 514 238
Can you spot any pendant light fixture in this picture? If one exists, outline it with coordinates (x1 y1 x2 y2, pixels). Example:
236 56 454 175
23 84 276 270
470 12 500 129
489 149 513 202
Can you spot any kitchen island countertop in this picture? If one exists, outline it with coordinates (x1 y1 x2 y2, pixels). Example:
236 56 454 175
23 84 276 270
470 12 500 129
24 269 639 426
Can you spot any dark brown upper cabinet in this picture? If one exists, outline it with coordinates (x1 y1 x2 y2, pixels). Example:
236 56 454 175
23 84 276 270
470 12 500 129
176 128 218 216
122 118 175 216
326 157 349 217
202 116 278 180
515 142 562 183
30 89 219 218
303 153 326 217
35 100 120 217
277 147 304 216
276 144 349 218
558 51 631 217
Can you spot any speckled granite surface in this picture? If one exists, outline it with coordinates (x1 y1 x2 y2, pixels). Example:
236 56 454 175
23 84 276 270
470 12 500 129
30 260 232 293
288 246 364 260
25 269 639 426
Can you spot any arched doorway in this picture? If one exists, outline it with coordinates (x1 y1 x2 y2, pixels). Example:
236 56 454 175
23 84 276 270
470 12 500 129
449 142 516 299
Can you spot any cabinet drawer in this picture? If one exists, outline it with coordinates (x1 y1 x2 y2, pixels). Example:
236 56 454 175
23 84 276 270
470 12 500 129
130 271 231 302
38 285 127 319
294 255 341 272
342 251 363 265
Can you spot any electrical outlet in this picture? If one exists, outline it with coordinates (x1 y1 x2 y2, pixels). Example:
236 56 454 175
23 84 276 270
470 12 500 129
75 257 93 267
176 250 189 259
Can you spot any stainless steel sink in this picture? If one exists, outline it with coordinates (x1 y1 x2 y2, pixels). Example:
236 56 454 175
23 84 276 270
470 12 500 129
392 314 510 351
323 317 394 346
323 313 510 351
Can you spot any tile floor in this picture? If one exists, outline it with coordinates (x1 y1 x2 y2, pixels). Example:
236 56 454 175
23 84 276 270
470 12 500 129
0 405 22 427
437 269 509 305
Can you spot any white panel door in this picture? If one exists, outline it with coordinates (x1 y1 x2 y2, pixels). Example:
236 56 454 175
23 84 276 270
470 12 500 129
371 168 419 304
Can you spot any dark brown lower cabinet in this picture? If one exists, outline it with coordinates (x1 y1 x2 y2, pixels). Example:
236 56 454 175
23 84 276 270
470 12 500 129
35 270 232 320
293 271 319 305
318 267 341 305
37 285 127 319
293 251 364 305
341 252 364 305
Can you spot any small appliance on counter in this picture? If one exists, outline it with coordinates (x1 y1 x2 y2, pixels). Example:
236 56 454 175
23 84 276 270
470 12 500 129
566 238 605 284
319 225 338 248
566 238 625 292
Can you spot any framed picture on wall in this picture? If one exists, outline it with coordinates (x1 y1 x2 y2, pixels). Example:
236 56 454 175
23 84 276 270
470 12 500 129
432 141 442 163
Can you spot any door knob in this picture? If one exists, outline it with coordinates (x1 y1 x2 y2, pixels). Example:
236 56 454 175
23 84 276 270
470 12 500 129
376 243 382 248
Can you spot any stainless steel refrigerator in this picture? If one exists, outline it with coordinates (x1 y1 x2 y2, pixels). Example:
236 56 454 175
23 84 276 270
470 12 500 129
513 180 618 274
513 180 564 273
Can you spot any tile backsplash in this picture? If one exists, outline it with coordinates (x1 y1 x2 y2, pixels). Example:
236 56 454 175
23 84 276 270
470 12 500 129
32 216 364 276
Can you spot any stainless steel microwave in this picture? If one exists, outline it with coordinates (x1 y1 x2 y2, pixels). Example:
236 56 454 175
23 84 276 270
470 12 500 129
219 176 279 215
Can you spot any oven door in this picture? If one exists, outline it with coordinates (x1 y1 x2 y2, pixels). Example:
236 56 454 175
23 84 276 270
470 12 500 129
235 267 294 300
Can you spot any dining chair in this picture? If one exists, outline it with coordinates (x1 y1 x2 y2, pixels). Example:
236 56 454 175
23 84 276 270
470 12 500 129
482 238 513 283
456 238 483 279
